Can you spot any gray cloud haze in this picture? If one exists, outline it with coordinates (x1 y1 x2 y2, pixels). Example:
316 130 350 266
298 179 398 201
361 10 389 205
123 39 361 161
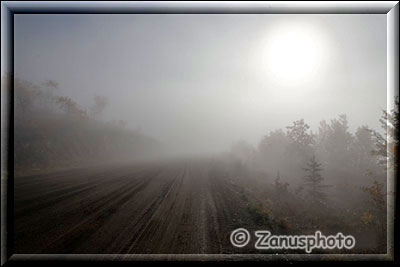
14 14 387 153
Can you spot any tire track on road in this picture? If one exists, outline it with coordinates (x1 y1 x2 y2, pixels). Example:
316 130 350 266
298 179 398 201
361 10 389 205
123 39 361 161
36 167 162 254
14 166 161 253
126 165 187 254
15 165 150 219
106 165 183 254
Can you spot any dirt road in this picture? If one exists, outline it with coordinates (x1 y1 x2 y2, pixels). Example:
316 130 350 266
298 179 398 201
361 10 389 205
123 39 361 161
14 158 255 254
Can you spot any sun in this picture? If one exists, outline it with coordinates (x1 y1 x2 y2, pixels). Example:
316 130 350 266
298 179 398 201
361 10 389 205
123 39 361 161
263 25 324 86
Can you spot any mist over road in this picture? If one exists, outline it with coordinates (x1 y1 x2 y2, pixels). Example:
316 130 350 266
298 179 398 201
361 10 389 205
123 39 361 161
9 13 391 259
14 158 249 254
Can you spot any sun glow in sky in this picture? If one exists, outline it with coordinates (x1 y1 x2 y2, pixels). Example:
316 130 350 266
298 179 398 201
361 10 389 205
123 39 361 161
14 14 387 153
262 23 327 86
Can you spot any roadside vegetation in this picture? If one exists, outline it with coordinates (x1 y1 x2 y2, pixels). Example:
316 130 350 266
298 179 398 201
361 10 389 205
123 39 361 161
5 75 163 176
225 97 398 253
8 72 397 253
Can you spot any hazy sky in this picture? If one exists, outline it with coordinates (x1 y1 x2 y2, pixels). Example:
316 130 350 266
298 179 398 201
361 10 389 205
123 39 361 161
14 14 387 153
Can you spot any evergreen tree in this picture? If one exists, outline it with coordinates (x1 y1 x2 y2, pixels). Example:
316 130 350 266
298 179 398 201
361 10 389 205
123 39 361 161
302 155 329 204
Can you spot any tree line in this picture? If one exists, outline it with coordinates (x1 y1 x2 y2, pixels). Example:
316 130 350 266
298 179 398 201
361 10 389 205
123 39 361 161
230 96 398 211
7 76 163 174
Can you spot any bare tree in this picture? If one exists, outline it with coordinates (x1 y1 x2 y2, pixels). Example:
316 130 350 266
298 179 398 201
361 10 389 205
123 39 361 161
274 171 289 202
56 96 88 119
286 119 315 167
89 95 108 119
286 119 314 146
42 80 59 110
369 96 399 171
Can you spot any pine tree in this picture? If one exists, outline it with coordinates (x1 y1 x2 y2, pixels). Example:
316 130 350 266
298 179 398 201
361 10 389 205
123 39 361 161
302 155 329 204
